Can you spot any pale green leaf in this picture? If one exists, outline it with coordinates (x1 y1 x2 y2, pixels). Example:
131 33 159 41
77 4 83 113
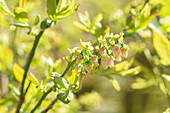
47 0 57 20
136 13 158 32
160 0 170 17
92 13 103 26
14 7 28 24
153 31 170 65
0 0 15 17
28 73 39 86
162 74 170 82
0 46 13 64
109 79 120 91
13 63 24 82
11 23 29 28
33 15 40 26
73 21 89 32
118 66 141 76
114 58 134 71
67 69 77 85
131 77 155 89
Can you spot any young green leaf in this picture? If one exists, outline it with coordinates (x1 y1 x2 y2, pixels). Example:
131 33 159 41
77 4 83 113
13 63 24 83
47 0 57 19
14 7 28 24
73 21 89 32
10 23 29 28
67 69 77 85
160 0 170 17
57 91 73 104
0 0 15 17
118 66 141 76
51 72 70 89
28 73 39 86
33 15 40 26
153 31 170 65
109 79 120 91
0 46 13 64
92 13 103 26
78 12 90 27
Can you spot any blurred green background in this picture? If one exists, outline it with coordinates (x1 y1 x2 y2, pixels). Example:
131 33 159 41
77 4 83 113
0 0 170 113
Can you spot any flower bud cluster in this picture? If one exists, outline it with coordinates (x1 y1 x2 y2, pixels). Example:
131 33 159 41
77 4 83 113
64 32 128 77
97 32 128 69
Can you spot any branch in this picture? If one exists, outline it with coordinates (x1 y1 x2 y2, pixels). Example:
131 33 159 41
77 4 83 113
16 30 44 113
31 60 76 112
30 87 53 113
41 96 58 113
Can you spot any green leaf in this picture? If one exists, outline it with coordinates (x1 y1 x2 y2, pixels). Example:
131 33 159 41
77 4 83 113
92 13 103 26
14 7 28 24
8 84 20 96
78 12 91 27
114 58 134 72
109 79 120 91
73 21 89 32
0 0 15 17
93 26 110 37
51 72 70 89
53 59 61 72
13 63 24 83
153 31 170 65
0 97 17 106
160 0 170 17
56 4 79 19
149 0 164 5
10 23 29 28
118 66 141 76
131 77 155 89
33 15 40 26
28 73 39 86
41 55 54 66
47 0 57 20
67 69 77 85
0 45 13 64
162 74 170 82
136 13 158 32
57 91 73 104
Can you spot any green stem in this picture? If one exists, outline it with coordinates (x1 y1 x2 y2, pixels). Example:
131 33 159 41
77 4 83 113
16 30 44 113
31 60 76 112
61 59 76 77
41 96 58 113
31 87 53 113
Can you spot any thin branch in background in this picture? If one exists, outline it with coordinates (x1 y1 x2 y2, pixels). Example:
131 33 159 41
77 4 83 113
31 60 76 112
41 96 58 113
30 87 53 113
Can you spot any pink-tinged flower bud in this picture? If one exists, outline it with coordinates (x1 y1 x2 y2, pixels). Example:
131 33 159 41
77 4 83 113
112 46 120 58
85 64 92 73
99 47 107 57
75 66 81 74
121 48 128 58
76 56 81 63
109 56 114 68
79 73 84 81
101 57 110 69
91 56 98 66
